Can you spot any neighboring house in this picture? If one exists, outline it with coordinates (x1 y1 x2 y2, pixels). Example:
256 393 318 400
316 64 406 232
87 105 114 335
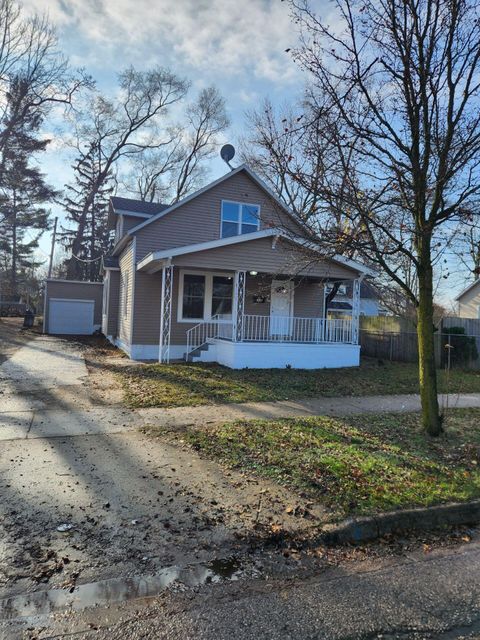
455 280 480 318
46 165 374 369
326 280 387 317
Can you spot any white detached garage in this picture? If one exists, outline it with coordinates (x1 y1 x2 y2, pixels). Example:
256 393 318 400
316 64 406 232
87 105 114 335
44 279 104 335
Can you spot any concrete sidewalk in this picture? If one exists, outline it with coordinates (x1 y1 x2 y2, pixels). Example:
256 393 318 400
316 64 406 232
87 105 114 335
138 392 480 428
0 335 136 441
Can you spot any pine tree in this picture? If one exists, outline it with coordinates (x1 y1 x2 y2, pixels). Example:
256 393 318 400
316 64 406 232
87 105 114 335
62 142 114 281
0 76 56 300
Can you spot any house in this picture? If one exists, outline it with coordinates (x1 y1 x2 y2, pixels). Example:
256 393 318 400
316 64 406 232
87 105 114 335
325 280 387 317
455 279 480 318
46 165 374 369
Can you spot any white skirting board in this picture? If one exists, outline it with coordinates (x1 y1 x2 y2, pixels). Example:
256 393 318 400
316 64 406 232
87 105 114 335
210 341 360 369
113 340 187 361
110 339 360 369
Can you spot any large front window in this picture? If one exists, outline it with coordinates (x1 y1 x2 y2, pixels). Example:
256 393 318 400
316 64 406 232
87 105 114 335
182 274 205 319
180 271 234 321
212 276 233 316
221 201 260 238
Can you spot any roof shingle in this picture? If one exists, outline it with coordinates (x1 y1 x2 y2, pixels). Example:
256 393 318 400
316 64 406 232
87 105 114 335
110 196 169 216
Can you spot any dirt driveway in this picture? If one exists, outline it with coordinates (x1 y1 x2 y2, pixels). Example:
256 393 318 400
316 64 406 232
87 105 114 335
0 324 325 610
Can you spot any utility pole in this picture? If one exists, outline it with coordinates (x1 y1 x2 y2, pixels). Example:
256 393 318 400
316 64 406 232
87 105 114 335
47 217 58 279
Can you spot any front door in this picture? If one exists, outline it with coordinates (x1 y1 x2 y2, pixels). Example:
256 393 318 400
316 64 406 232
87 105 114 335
270 280 294 336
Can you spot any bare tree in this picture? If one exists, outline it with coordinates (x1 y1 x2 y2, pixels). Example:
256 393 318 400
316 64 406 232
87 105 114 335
122 86 229 203
241 97 368 311
241 99 326 219
123 139 183 203
453 209 480 280
0 2 89 189
286 0 480 436
173 87 229 202
63 67 189 279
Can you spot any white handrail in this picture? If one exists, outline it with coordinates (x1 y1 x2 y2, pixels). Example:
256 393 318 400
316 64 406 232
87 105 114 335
186 314 233 357
242 315 354 344
186 314 356 358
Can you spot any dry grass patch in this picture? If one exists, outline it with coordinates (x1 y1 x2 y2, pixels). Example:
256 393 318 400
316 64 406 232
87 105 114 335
177 409 480 518
118 359 480 409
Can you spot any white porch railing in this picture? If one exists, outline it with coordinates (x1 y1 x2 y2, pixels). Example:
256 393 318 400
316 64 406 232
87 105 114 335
186 315 233 356
242 315 353 344
185 314 356 359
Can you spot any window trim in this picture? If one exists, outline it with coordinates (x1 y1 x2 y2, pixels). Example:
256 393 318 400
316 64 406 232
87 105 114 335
177 269 235 323
220 200 261 238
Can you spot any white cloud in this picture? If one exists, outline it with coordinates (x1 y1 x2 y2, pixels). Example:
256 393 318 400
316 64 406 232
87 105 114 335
22 0 301 86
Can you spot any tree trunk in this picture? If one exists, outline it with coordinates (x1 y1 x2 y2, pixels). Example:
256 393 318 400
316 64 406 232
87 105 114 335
416 243 442 436
11 209 16 297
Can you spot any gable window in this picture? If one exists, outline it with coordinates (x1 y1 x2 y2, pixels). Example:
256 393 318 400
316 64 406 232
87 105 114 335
179 271 234 321
221 201 260 238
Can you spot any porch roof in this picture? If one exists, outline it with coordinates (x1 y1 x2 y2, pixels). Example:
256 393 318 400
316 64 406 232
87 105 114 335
136 228 375 278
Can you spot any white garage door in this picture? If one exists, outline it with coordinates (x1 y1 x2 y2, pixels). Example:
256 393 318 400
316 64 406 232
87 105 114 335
48 299 94 335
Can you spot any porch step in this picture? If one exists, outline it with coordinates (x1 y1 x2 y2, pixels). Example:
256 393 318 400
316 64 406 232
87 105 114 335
185 343 209 362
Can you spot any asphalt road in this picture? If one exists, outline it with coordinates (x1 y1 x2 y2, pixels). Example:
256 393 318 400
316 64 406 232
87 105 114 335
3 537 480 639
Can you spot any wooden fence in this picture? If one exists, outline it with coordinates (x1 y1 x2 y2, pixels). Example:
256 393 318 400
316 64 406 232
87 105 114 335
360 316 480 370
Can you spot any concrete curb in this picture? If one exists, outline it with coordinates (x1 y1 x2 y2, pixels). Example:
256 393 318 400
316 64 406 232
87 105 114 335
318 500 480 545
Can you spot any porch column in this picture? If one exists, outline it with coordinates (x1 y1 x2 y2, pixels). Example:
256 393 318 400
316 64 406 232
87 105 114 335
233 270 246 342
352 277 361 344
159 264 173 363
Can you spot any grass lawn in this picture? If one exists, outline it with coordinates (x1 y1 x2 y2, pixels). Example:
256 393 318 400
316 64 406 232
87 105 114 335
176 409 480 518
119 358 480 409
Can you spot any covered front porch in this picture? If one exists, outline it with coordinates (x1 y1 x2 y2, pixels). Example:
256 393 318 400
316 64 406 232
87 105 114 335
182 271 360 369
136 230 367 368
153 268 362 369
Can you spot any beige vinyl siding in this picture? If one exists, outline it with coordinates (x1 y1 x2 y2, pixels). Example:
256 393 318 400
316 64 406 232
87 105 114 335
132 271 162 344
134 170 301 262
44 279 103 330
118 242 134 346
171 237 357 279
104 270 120 337
245 274 271 316
458 283 480 318
294 281 324 318
123 215 146 234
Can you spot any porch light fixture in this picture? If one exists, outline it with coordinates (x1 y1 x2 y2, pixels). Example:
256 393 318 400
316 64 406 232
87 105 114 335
249 271 258 276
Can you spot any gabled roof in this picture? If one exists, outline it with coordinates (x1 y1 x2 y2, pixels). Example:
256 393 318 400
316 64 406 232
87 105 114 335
455 278 480 301
136 227 374 277
110 196 169 219
126 164 300 236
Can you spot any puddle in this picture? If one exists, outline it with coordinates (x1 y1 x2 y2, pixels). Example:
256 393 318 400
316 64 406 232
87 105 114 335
0 556 256 620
